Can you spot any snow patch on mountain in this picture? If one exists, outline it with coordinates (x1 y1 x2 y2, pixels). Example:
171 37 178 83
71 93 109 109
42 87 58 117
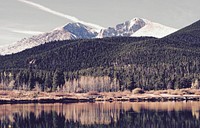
97 18 177 38
0 30 75 55
0 22 98 55
131 20 177 38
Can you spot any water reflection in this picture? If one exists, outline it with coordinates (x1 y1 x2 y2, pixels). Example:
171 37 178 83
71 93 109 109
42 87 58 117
0 101 200 128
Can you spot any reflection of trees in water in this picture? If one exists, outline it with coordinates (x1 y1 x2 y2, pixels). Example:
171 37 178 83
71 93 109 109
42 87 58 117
62 102 122 124
0 102 200 127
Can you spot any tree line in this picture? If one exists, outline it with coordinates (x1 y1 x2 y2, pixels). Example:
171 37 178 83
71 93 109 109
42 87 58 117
0 60 199 92
0 26 200 92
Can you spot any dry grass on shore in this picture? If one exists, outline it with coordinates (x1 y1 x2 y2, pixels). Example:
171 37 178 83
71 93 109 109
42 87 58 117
146 88 200 96
0 88 199 101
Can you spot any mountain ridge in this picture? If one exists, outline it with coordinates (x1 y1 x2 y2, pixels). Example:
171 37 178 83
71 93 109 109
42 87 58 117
98 18 177 38
0 18 177 55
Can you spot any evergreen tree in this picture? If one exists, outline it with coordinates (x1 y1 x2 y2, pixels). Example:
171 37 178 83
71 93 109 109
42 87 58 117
52 69 65 91
28 72 35 90
44 73 52 91
127 75 136 92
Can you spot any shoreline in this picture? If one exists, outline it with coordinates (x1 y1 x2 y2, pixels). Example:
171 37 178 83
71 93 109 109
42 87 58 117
0 89 200 104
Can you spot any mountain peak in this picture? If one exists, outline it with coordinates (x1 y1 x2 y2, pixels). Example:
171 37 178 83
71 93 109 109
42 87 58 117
62 22 98 39
97 18 176 38
63 22 87 29
0 22 98 55
131 17 145 22
97 18 146 38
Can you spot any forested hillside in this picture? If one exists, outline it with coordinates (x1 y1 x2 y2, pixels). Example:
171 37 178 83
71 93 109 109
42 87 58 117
0 20 200 92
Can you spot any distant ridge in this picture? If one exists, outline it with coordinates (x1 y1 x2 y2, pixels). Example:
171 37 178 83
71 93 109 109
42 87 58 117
0 18 177 55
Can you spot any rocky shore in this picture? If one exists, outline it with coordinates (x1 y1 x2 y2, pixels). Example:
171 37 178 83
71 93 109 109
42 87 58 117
0 89 200 104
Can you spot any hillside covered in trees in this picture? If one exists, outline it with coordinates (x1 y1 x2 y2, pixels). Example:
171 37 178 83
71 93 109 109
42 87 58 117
0 20 200 92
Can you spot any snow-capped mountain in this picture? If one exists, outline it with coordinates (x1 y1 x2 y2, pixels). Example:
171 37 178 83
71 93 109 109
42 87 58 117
131 19 177 38
97 18 146 38
98 18 177 38
0 18 177 55
0 23 98 55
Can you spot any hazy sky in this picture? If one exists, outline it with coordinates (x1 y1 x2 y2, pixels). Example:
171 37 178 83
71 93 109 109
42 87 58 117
0 0 199 46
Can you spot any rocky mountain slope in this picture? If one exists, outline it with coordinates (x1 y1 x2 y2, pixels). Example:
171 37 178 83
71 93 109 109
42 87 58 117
97 18 177 38
0 18 177 55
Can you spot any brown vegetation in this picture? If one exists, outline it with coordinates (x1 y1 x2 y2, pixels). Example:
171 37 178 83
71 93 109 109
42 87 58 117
87 91 100 96
0 88 200 104
132 88 145 94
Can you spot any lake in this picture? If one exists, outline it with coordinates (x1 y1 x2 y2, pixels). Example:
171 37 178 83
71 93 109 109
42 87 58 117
0 101 200 128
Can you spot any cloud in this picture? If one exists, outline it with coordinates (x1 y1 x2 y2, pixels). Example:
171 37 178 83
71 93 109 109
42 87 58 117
11 29 44 35
17 0 104 30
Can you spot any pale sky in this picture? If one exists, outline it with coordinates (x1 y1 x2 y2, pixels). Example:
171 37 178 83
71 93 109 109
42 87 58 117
0 0 199 46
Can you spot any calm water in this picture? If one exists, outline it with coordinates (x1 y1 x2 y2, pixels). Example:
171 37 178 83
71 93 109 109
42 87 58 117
0 102 200 128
